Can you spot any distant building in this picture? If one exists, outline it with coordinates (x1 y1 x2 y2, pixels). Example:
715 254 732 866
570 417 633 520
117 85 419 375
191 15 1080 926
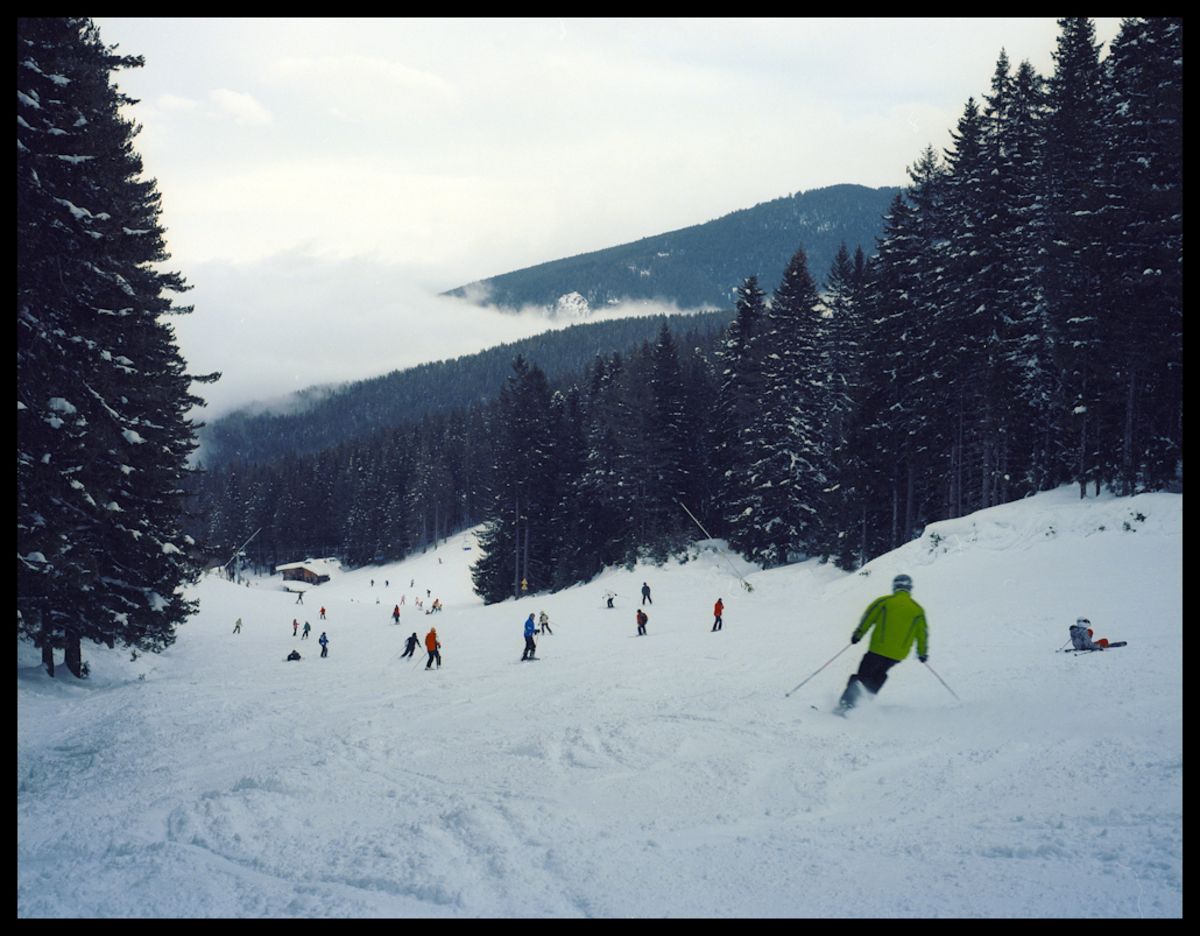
275 558 340 586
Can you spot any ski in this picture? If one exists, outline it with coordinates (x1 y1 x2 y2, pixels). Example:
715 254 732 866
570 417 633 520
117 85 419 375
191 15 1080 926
1061 641 1127 653
812 704 849 718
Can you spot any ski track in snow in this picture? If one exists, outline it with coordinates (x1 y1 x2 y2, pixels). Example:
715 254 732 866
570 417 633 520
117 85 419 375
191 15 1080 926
18 488 1182 917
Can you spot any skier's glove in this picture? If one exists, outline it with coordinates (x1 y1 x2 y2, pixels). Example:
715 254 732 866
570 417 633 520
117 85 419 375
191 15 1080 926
851 634 860 644
918 654 927 663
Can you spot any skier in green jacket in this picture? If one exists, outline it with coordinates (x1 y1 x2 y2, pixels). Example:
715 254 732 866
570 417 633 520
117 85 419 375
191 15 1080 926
837 574 928 713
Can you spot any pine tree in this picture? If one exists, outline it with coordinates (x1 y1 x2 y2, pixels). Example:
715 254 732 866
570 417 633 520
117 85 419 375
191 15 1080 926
641 323 691 553
711 277 767 538
1096 18 1183 492
728 247 829 567
1042 17 1109 496
470 357 557 603
18 18 216 676
821 242 867 566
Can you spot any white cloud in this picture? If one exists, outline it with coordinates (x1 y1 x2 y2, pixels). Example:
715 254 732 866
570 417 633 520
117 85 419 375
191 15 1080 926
156 92 199 111
209 88 272 126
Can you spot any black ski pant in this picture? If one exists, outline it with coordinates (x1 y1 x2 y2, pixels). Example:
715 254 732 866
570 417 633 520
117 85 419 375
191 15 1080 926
522 635 537 659
426 649 440 668
840 651 900 706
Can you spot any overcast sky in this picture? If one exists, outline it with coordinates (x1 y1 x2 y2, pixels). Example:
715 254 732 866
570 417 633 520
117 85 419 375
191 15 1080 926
91 17 1124 418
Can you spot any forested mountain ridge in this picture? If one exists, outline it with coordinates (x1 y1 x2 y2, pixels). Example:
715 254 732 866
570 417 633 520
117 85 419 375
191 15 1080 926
197 310 731 469
442 183 899 312
199 183 896 470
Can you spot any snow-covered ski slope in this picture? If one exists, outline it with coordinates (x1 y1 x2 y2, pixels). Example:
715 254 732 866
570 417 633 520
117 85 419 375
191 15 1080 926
18 486 1181 917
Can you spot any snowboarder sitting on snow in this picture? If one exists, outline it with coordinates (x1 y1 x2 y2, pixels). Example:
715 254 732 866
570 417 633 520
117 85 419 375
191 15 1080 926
286 649 302 662
401 632 420 658
838 574 928 712
636 609 648 636
522 614 537 660
1069 618 1110 650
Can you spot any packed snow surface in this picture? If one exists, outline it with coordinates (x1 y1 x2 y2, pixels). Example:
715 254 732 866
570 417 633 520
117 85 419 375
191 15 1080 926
18 487 1181 917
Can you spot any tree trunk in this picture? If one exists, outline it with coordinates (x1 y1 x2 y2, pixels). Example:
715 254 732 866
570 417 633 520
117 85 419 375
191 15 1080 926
64 628 83 678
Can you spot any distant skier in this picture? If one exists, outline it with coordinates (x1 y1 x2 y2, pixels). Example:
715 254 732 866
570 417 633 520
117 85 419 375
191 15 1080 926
393 604 401 624
293 619 299 636
233 618 242 634
642 582 652 605
522 614 537 660
319 632 329 657
636 608 648 636
712 598 724 632
837 574 928 713
539 610 552 635
605 590 616 608
425 628 441 669
320 607 326 620
401 632 420 658
302 621 311 639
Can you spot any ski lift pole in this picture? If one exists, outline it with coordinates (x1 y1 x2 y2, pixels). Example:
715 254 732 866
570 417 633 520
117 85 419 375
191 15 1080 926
677 501 753 592
785 642 853 697
224 527 262 583
924 660 960 701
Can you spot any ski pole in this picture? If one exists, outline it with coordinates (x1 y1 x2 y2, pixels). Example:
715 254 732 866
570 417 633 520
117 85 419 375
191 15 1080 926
785 642 853 697
923 660 960 701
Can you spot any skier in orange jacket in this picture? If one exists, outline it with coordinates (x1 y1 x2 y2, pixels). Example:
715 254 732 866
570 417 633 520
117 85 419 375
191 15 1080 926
425 628 441 669
712 598 724 632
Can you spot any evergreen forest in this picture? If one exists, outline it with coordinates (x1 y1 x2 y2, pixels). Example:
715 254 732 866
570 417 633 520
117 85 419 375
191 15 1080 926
194 18 1181 604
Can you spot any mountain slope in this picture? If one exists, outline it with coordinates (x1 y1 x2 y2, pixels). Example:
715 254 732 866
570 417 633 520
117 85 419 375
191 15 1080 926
17 486 1182 917
443 183 899 312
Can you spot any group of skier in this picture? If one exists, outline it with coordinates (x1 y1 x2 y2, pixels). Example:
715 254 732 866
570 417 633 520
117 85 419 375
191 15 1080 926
624 592 724 637
399 628 441 668
250 567 1114 713
232 614 330 660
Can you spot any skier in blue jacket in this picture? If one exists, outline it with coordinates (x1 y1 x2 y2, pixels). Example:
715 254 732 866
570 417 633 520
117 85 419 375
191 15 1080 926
522 613 537 661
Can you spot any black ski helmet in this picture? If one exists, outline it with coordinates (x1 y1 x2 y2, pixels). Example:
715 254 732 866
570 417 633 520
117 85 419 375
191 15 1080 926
892 574 913 592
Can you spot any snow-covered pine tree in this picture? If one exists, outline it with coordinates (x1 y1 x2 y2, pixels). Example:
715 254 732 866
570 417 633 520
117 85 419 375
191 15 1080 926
470 357 557 603
1094 17 1182 493
820 241 867 567
711 277 768 540
1042 17 1110 497
641 323 692 554
17 18 216 676
940 93 1025 511
727 247 830 568
848 173 945 557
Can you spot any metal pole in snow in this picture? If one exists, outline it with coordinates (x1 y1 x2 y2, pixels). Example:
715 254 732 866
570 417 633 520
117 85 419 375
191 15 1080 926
785 642 853 697
677 501 753 592
924 660 960 701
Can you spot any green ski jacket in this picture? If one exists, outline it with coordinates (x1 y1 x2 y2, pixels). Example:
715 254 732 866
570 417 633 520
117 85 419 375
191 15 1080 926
853 591 929 662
